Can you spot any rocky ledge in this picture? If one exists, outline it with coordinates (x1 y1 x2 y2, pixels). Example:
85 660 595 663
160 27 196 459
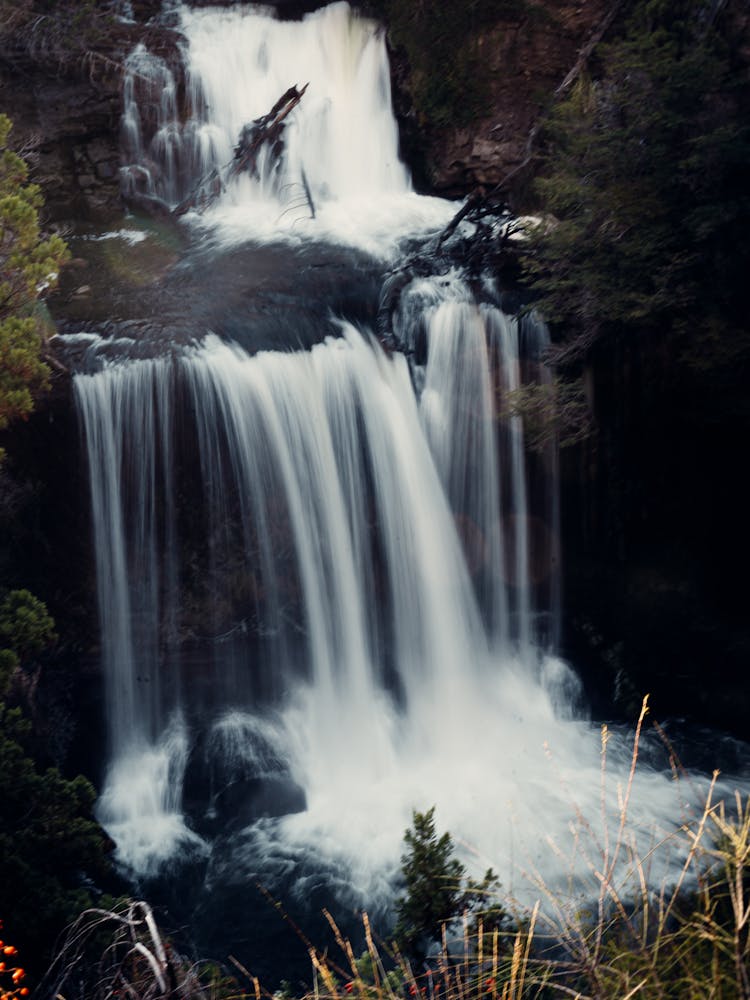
0 5 183 222
388 0 610 199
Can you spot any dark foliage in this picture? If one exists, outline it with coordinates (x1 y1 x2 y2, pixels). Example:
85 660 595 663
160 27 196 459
0 594 112 981
523 0 750 361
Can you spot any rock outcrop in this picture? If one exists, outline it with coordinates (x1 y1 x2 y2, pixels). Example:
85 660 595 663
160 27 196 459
0 9 182 222
388 0 610 198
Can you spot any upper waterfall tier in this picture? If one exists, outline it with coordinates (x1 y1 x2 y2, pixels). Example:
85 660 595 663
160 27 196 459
121 2 453 252
180 2 410 200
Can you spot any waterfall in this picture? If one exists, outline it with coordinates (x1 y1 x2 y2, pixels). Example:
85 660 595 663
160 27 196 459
394 276 562 653
179 2 410 202
121 45 182 205
76 296 570 872
72 0 734 948
120 2 453 252
76 308 716 907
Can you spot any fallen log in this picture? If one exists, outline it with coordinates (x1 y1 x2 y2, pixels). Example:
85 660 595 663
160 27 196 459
227 82 309 183
173 167 224 217
174 82 310 216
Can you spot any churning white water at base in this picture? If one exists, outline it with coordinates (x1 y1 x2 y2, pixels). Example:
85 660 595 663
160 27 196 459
194 191 455 259
96 716 208 875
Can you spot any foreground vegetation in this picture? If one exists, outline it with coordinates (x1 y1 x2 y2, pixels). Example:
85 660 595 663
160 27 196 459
1 113 113 983
0 114 68 463
0 590 112 984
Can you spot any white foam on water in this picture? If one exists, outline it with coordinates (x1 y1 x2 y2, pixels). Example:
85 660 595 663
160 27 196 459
96 716 208 875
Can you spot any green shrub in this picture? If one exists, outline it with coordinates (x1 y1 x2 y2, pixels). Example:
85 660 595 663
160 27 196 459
522 0 750 360
0 588 57 661
0 114 68 461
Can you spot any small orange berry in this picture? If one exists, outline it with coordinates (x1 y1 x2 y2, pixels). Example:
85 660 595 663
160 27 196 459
21 990 30 997
0 961 5 970
2 948 16 956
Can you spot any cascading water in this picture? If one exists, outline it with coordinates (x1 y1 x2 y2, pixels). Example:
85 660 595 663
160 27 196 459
76 305 713 909
394 275 561 653
69 0 739 974
77 310 563 875
121 2 452 252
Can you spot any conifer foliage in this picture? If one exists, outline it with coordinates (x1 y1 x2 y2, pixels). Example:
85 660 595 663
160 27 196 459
0 596 111 981
394 808 507 962
394 807 467 959
524 0 750 357
0 114 68 459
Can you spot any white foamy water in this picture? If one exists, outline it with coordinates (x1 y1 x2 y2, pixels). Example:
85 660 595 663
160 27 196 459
120 2 455 255
96 716 208 875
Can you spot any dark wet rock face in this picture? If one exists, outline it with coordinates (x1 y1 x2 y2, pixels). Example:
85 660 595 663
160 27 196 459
385 1 610 200
49 225 384 359
0 13 184 224
1 69 123 222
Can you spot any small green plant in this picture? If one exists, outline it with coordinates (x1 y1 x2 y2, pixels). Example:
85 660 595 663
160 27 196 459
393 807 468 959
393 808 510 962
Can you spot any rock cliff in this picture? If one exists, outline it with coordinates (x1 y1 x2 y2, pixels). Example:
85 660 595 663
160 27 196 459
384 0 610 198
0 6 181 221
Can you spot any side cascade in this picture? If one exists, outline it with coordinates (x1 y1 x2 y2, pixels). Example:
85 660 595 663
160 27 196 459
394 275 562 653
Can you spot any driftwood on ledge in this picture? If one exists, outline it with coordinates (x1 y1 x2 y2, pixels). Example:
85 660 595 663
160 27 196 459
174 82 310 217
227 83 308 183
